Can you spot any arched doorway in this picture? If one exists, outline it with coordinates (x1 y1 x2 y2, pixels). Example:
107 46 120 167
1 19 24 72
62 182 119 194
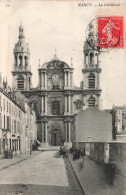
51 129 61 146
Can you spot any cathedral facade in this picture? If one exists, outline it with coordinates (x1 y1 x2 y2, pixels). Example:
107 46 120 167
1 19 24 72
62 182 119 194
11 24 102 146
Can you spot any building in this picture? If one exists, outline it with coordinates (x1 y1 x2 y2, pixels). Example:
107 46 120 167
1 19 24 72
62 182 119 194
74 108 112 143
105 106 126 141
0 74 37 158
11 24 102 147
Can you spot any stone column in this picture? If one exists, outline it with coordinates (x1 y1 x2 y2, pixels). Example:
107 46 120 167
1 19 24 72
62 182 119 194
68 122 71 142
68 95 71 113
41 73 43 89
41 96 43 114
97 73 100 89
22 54 24 67
71 72 73 87
65 122 67 142
71 95 73 114
65 96 67 113
64 72 66 87
17 54 19 67
45 95 47 115
42 72 45 88
68 72 71 88
88 53 90 66
66 72 68 87
39 72 41 89
45 72 47 88
41 122 44 142
45 122 48 143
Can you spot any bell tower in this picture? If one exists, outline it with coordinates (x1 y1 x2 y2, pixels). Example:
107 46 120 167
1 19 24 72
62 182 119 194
12 23 32 91
82 24 102 109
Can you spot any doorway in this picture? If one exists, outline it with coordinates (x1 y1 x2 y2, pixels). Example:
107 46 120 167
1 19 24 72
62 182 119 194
51 129 61 146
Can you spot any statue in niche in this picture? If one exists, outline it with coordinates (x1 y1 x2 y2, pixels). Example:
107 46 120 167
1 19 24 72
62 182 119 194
74 99 83 110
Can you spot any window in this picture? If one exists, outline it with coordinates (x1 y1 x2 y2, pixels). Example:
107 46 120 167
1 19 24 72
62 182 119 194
4 115 5 129
9 103 11 114
14 120 16 133
88 73 95 88
12 119 13 133
3 98 5 110
17 75 24 90
15 56 17 66
19 55 22 66
7 116 10 131
88 97 95 107
90 53 94 64
24 56 28 66
85 53 88 65
18 121 20 133
52 101 60 115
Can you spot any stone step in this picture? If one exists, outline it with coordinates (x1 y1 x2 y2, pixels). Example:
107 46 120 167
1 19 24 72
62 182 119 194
38 146 60 151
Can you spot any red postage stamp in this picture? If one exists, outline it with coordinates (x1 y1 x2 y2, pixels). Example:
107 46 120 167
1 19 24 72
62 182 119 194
97 17 123 48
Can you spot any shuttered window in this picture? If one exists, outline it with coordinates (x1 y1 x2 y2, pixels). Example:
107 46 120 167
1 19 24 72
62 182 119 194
88 97 95 107
88 73 95 88
17 75 24 90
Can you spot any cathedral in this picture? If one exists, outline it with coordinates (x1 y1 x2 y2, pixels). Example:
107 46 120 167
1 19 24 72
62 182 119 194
11 23 102 146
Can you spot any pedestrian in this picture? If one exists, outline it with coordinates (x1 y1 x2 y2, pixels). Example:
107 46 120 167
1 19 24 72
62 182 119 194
80 156 84 170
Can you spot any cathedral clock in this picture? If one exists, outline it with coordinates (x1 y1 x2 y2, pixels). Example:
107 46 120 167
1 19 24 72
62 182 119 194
52 74 60 87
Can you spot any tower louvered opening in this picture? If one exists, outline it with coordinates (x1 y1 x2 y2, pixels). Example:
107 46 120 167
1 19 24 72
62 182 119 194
88 97 95 107
17 75 24 90
88 73 95 88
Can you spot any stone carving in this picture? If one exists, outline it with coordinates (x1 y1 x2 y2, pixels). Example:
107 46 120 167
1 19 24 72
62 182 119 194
47 61 64 69
74 99 83 110
48 123 62 133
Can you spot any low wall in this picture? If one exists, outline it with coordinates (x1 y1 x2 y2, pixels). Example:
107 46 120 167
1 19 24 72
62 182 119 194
77 141 126 177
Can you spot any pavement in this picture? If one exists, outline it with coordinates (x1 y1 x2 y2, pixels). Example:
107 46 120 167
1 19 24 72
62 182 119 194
0 151 83 195
0 150 41 171
68 153 126 195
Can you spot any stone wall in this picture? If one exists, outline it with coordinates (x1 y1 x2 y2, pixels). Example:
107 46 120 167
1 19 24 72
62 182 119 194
77 141 126 177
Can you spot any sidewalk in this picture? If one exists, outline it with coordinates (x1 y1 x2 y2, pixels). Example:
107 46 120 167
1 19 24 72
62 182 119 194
0 150 41 171
68 153 126 195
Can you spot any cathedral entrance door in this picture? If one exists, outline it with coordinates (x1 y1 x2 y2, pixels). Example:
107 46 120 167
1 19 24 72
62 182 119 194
51 129 61 146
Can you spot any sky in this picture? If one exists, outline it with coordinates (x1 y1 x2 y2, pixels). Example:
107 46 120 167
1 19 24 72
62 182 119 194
0 0 126 109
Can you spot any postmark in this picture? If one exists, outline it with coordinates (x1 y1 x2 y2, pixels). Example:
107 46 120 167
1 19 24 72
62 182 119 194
86 17 123 52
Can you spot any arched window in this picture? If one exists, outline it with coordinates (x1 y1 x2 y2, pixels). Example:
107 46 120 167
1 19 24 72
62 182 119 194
19 55 22 66
90 53 94 64
88 73 95 88
15 56 17 67
17 75 24 90
24 56 28 66
88 97 95 107
85 53 88 65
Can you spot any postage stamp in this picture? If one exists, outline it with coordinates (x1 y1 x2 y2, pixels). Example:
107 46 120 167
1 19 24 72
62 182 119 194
86 16 123 52
98 16 123 48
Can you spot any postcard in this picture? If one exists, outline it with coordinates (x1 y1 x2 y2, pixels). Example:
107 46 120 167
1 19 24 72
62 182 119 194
0 0 126 195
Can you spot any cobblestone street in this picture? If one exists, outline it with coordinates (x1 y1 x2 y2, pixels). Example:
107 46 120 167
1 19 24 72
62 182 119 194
0 151 84 195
